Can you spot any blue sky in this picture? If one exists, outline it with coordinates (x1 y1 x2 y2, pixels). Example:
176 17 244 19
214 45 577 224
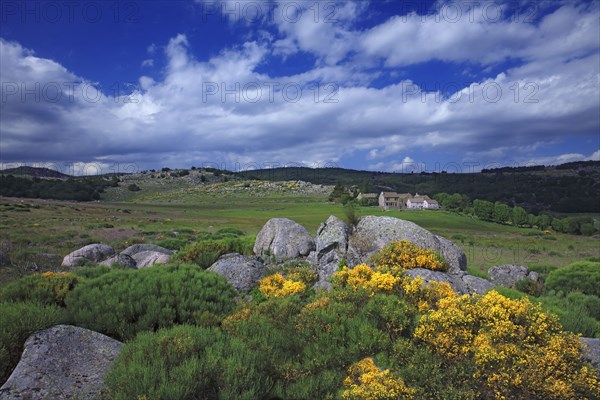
1 0 599 175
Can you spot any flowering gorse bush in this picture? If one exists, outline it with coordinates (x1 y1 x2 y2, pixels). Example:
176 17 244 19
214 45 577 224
415 290 600 399
332 264 400 294
258 273 306 299
398 276 457 312
372 240 446 273
342 357 416 400
332 264 455 312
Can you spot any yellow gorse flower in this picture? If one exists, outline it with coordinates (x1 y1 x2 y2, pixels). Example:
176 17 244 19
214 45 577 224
258 273 306 299
332 264 400 294
414 290 600 399
342 357 416 399
372 240 446 273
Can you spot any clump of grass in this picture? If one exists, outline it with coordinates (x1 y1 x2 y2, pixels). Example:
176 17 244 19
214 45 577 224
175 237 254 268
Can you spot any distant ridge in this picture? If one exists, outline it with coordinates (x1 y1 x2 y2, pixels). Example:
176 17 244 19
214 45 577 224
0 166 71 179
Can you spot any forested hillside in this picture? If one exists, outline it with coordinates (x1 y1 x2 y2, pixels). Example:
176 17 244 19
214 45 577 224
238 161 600 213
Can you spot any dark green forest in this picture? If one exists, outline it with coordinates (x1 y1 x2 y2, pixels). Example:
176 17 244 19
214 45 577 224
238 161 600 213
0 175 117 201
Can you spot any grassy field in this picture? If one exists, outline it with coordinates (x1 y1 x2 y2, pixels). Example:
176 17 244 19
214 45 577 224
1 181 598 284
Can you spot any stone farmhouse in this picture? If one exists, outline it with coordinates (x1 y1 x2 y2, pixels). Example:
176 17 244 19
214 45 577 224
407 194 439 209
356 193 379 205
358 192 440 210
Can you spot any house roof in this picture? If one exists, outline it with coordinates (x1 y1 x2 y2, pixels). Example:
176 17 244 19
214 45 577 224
358 193 378 198
425 199 439 205
380 192 400 198
410 195 432 203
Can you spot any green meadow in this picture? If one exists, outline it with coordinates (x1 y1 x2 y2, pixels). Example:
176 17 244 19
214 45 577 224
1 181 598 285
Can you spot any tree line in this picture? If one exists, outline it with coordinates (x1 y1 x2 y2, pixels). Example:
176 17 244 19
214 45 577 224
0 175 118 201
434 193 598 236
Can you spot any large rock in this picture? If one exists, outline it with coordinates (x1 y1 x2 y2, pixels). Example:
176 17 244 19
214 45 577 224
403 268 495 296
0 325 122 400
315 216 351 280
207 253 266 292
132 251 171 268
61 244 115 268
253 218 315 261
488 264 539 288
403 268 454 287
460 274 496 295
316 216 350 261
99 253 137 269
347 216 467 274
121 244 173 257
580 338 600 373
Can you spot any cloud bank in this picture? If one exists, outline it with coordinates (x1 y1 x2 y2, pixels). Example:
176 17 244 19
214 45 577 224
1 1 598 173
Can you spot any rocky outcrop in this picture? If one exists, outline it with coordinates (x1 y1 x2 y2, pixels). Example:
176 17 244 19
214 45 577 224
61 244 115 268
0 325 122 400
488 264 540 288
99 253 137 269
315 216 351 280
121 244 173 257
347 216 467 274
580 337 600 373
254 218 315 261
132 251 171 269
208 253 266 292
403 268 494 295
460 274 496 295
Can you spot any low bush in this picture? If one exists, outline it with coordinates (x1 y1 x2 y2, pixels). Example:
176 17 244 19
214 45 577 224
539 292 600 337
514 278 544 297
196 227 245 241
104 325 269 400
414 291 599 399
0 301 66 382
66 264 236 341
155 237 188 250
71 265 112 280
545 261 600 296
0 272 80 306
175 237 254 268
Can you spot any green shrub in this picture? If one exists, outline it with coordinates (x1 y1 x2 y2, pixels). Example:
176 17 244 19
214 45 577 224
222 293 412 399
388 339 477 400
545 261 600 296
71 265 112 279
539 292 600 337
66 264 236 341
104 325 270 400
514 279 544 297
196 227 245 241
0 302 66 382
155 238 188 250
0 272 81 306
175 237 254 268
